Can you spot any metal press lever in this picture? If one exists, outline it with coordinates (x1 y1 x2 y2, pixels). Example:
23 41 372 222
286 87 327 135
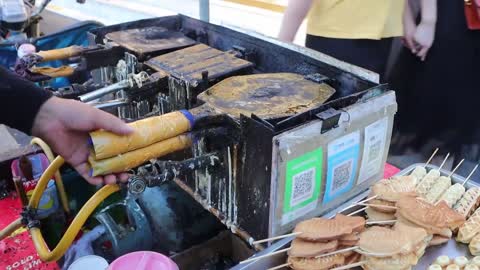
128 153 221 195
79 72 149 102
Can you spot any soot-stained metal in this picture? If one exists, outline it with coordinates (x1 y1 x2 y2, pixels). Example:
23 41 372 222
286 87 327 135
88 15 381 242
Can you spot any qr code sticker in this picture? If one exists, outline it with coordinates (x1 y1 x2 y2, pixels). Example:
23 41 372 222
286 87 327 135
290 168 315 207
368 141 382 162
331 160 353 193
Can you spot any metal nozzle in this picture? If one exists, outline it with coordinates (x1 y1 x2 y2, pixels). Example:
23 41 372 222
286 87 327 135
79 72 149 102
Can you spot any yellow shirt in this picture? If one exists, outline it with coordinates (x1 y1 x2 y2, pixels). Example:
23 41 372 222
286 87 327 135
307 0 405 40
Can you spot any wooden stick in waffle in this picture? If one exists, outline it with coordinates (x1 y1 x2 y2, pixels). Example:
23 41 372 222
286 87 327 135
416 153 450 197
454 187 480 218
410 148 439 181
457 208 480 243
362 199 397 213
463 164 480 186
425 175 452 204
439 183 466 208
424 159 465 204
439 164 477 209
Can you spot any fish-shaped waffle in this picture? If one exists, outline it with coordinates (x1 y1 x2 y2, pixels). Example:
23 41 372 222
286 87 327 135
358 226 427 257
294 215 365 241
396 196 465 232
288 239 338 258
371 176 417 202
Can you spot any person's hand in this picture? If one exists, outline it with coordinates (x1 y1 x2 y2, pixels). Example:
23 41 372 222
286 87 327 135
402 7 417 53
31 97 134 185
413 20 436 61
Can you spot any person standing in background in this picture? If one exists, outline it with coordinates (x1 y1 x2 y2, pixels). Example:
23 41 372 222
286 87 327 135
390 0 480 168
278 0 405 80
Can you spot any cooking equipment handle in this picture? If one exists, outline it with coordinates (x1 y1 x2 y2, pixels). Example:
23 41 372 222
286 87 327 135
36 46 84 62
89 110 195 160
88 134 193 176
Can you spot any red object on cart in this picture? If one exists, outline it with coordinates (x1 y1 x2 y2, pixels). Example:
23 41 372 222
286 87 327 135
0 153 59 270
384 163 401 179
0 194 59 270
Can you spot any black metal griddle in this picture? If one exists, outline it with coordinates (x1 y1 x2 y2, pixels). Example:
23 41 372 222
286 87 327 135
105 26 196 59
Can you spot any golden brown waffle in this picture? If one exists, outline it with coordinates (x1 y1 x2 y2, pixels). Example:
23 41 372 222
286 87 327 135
425 176 451 204
288 254 345 270
369 198 397 214
365 207 396 222
438 183 466 208
362 253 418 270
288 239 338 258
397 197 465 231
358 226 427 257
458 208 480 243
428 236 450 246
469 233 480 255
338 233 359 246
454 187 480 218
416 170 441 197
294 215 365 241
371 176 417 202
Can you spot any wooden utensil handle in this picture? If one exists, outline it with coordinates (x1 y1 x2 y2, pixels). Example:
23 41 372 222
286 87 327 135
36 46 84 62
90 110 195 160
89 134 193 176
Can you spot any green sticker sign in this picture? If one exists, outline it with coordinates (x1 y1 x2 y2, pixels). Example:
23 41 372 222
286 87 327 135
282 148 323 225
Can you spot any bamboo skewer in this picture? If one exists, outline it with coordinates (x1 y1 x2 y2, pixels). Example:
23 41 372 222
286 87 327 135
267 263 291 270
356 203 397 210
365 220 396 225
253 196 378 246
315 246 359 258
438 153 451 171
240 247 291 264
347 206 368 217
331 261 366 270
424 148 439 167
252 232 302 245
338 195 378 214
448 159 465 177
463 164 479 186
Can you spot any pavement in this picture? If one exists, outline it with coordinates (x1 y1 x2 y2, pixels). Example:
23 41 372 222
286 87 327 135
45 0 306 44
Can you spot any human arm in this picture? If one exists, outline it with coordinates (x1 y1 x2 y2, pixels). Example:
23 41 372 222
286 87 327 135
0 66 52 134
0 66 133 185
414 0 437 61
403 0 417 53
278 0 313 42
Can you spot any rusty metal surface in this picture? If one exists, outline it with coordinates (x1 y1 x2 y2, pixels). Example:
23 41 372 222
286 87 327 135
145 44 253 84
197 73 336 119
105 26 196 55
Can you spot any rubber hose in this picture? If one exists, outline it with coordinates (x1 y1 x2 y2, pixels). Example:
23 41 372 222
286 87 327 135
30 184 120 262
28 156 65 209
30 138 70 214
0 218 22 241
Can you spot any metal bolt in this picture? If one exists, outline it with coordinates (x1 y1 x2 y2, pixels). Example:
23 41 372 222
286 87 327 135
128 176 147 195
